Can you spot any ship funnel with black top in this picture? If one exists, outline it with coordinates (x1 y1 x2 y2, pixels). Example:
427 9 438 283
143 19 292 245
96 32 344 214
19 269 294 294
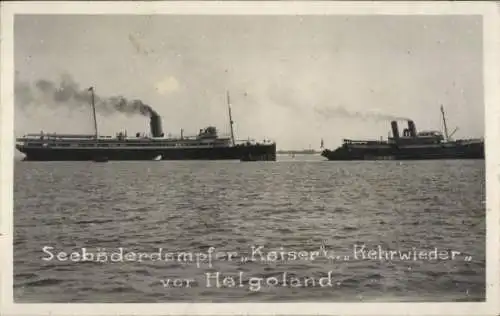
407 120 417 137
150 113 163 137
391 121 400 140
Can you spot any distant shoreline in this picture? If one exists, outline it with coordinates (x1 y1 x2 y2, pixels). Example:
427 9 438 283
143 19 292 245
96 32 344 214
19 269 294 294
276 150 320 155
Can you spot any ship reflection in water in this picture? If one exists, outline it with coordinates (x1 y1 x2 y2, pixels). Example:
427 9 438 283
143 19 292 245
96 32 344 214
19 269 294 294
15 89 276 162
321 106 484 161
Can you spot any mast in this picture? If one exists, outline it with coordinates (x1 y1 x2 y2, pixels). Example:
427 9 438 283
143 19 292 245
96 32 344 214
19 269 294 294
226 90 235 146
88 87 98 139
440 105 449 141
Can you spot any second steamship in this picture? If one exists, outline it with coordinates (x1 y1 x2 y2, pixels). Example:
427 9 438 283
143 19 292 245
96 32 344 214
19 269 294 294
15 88 277 161
321 106 484 161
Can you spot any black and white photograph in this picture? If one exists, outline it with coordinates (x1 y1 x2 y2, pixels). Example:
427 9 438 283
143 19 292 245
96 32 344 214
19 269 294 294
1 1 499 315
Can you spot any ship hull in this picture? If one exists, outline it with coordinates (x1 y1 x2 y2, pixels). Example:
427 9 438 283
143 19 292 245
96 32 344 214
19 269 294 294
17 143 277 162
321 142 484 161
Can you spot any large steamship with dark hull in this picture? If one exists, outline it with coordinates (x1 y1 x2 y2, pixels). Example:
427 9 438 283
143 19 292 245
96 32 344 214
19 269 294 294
16 88 276 162
321 106 484 161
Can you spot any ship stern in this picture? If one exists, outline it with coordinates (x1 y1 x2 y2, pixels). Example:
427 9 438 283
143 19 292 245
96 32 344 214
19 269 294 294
239 142 276 161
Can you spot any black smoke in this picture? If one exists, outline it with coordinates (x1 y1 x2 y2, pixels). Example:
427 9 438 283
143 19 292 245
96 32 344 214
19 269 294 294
15 73 158 117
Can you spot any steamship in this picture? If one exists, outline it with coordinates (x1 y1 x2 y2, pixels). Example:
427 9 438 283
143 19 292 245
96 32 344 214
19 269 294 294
321 106 484 161
15 88 276 161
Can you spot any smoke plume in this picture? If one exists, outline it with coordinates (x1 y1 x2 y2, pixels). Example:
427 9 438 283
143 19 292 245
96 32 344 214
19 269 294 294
15 74 158 117
314 106 410 122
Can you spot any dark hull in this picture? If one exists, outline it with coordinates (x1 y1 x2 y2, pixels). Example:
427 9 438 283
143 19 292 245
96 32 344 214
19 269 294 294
17 143 276 162
321 142 484 161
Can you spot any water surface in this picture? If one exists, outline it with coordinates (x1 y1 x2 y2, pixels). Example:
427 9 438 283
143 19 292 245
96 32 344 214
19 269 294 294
13 156 486 302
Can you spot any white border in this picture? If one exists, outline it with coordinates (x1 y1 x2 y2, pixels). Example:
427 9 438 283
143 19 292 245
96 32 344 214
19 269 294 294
1 1 499 316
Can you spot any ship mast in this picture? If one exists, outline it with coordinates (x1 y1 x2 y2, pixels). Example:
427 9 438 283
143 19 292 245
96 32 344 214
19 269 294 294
440 105 449 141
226 90 235 146
89 87 98 139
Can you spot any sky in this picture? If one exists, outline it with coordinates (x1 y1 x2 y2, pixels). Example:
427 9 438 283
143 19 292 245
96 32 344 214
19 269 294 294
14 14 483 150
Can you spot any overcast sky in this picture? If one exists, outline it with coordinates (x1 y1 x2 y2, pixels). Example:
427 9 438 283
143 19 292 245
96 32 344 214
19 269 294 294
14 14 483 149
